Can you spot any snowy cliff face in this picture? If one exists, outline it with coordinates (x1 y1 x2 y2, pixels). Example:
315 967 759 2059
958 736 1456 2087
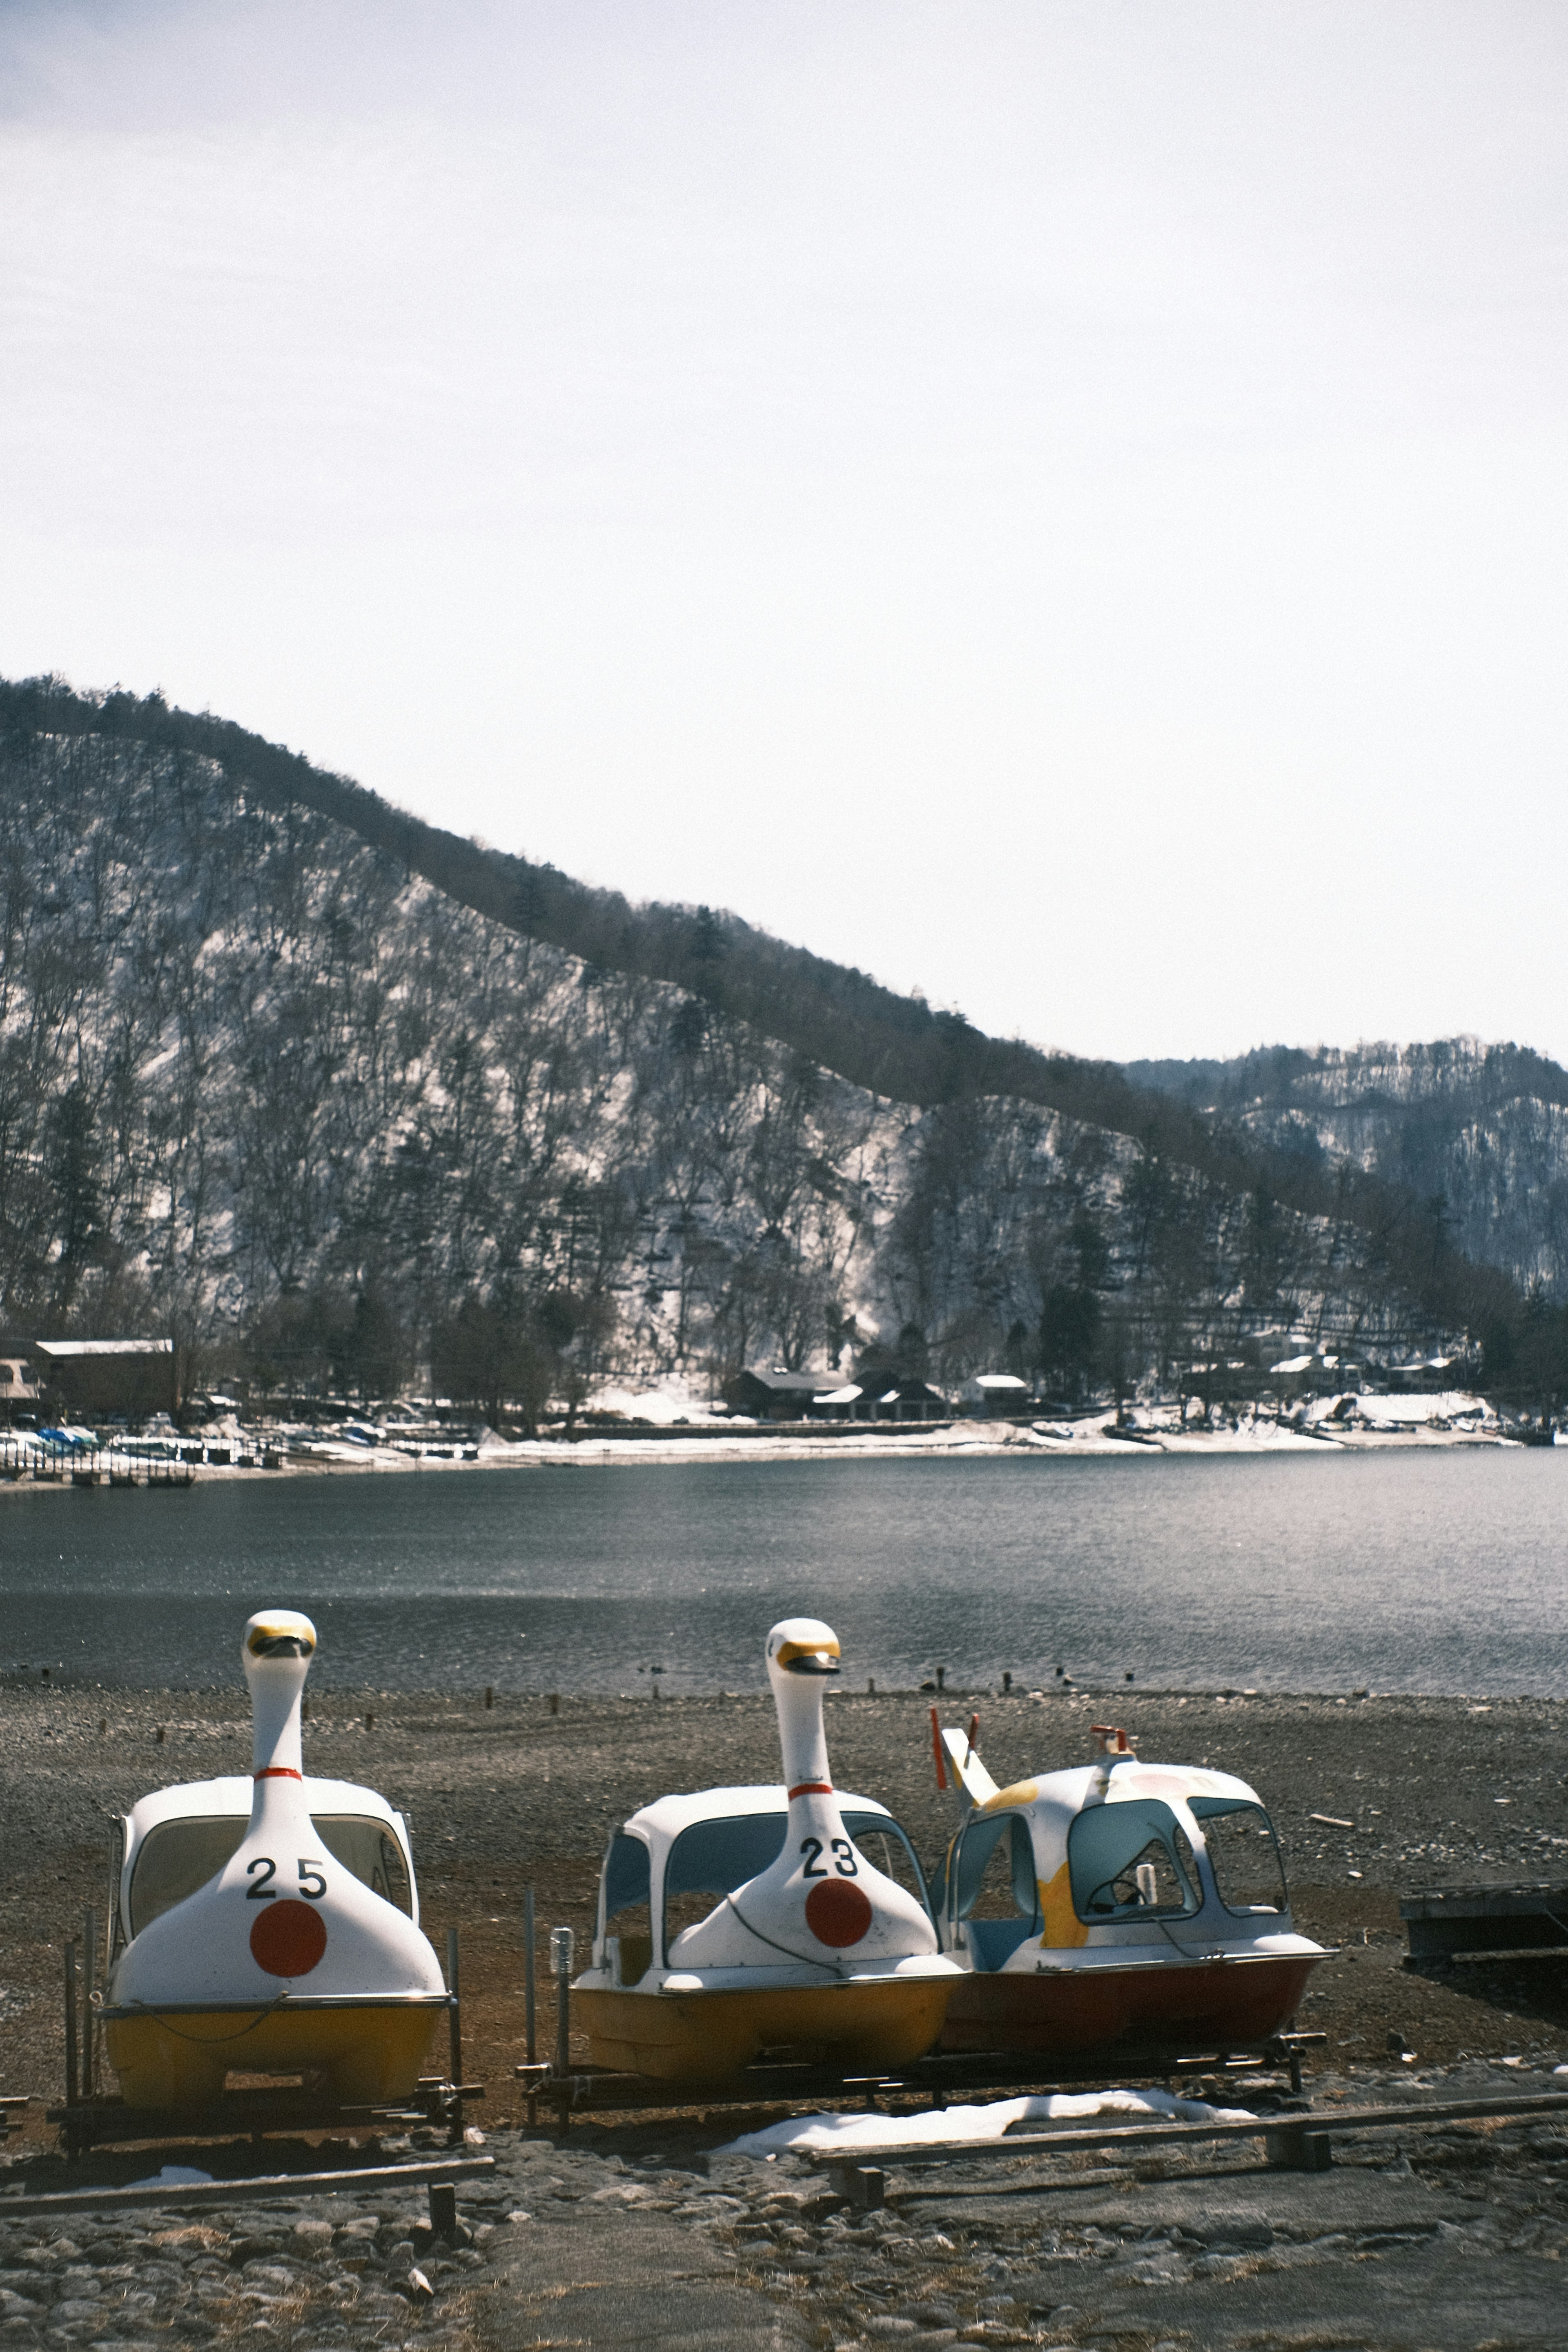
1128 1041 1568 1299
0 727 1461 1392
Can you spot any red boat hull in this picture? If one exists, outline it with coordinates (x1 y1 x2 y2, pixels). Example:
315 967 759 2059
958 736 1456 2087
939 1950 1321 2056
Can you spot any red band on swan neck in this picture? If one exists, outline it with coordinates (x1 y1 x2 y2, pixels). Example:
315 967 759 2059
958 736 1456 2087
788 1780 833 1798
254 1766 303 1780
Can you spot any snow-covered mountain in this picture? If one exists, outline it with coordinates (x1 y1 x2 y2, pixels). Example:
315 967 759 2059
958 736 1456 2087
0 682 1504 1410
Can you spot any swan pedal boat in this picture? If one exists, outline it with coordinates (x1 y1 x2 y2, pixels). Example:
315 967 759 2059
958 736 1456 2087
932 1718 1327 2057
103 1612 450 2107
572 1619 961 2082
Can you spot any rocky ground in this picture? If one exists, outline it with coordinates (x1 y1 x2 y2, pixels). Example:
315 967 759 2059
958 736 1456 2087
2 1681 1568 2345
2 2058 1568 2349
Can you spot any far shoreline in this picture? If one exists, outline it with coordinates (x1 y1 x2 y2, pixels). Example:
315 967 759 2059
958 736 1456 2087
0 1412 1538 1492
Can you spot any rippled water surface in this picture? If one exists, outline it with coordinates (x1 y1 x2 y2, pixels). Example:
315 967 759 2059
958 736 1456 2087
1 1450 1564 1693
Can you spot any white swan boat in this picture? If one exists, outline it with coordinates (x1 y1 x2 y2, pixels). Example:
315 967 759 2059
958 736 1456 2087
931 1717 1327 2058
102 1610 450 2107
572 1618 961 2081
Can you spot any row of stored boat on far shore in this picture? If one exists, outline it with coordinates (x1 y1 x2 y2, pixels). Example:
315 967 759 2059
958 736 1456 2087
87 1608 1326 2111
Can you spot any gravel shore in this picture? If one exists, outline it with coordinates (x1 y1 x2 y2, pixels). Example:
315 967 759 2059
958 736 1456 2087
5 2057 1568 2351
2 1682 1567 2345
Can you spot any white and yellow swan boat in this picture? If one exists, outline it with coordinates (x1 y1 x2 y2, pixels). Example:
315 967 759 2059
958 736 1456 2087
931 1717 1327 2057
572 1617 961 2081
102 1610 450 2107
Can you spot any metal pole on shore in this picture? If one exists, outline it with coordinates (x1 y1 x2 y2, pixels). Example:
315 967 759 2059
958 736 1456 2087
81 1906 96 2100
446 1927 462 2114
523 1886 537 2128
550 1925 574 2136
62 1944 78 2131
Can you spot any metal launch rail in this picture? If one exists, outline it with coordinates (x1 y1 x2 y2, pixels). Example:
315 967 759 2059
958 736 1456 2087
518 1898 1325 2134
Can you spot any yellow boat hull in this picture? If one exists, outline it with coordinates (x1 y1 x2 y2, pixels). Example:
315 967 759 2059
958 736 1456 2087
103 2000 441 2108
575 1976 951 2083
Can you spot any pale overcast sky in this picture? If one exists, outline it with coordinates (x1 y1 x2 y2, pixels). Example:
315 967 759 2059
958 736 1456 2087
2 2 1566 1065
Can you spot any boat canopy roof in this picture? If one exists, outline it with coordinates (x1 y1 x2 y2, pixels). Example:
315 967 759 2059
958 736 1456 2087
621 1783 893 1848
125 1773 407 1842
980 1759 1265 1822
116 1774 422 1945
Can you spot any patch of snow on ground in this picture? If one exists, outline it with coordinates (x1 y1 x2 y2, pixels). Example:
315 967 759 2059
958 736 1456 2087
583 1377 726 1425
1323 1388 1490 1427
715 2085 1256 2158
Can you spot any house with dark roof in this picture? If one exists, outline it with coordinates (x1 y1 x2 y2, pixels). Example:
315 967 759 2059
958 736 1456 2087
864 1376 950 1422
722 1368 824 1420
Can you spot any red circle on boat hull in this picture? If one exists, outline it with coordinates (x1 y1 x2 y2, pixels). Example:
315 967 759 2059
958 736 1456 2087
249 1899 328 1977
805 1879 873 1947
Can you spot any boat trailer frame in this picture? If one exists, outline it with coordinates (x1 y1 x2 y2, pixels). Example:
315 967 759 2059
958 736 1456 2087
521 2033 1324 2136
48 1911 484 2159
515 1919 1325 2133
1402 1879 1568 1960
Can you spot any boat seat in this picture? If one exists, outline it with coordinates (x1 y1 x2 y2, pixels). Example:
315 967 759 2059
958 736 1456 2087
964 1916 1036 1970
615 1932 653 1985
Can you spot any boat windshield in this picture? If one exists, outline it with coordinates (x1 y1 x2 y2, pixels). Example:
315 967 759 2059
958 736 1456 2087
950 1813 1041 1969
1067 1797 1200 1921
660 1809 929 1952
127 1813 412 1937
953 1813 1039 1922
604 1831 652 1918
1189 1798 1289 1915
602 1831 656 1985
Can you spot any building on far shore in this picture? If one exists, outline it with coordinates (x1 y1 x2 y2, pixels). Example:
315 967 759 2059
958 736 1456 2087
958 1371 1031 1415
1387 1354 1463 1393
865 1377 950 1422
1265 1352 1319 1402
726 1366 952 1422
31 1338 176 1425
808 1382 869 1421
723 1367 824 1420
0 1337 41 1426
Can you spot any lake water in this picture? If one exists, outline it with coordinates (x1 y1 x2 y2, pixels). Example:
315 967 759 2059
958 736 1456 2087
1 1450 1564 1697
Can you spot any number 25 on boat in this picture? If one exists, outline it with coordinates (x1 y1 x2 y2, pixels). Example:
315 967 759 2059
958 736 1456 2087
103 1610 450 2107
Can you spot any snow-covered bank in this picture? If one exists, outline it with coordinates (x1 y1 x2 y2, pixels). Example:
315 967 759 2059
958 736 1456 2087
488 1410 1520 1466
196 1401 1521 1472
2 1389 1530 1493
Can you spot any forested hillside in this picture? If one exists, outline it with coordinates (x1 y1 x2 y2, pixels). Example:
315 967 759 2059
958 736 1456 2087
0 677 1527 1418
1128 1044 1568 1304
